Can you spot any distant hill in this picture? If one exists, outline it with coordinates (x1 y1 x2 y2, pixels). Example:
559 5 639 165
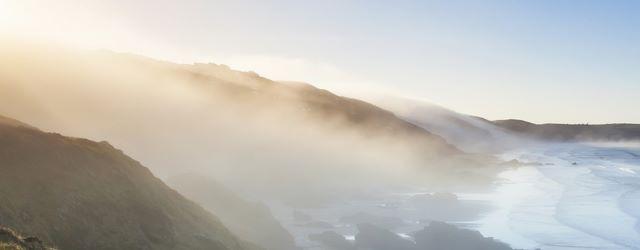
373 96 640 147
370 96 525 153
171 57 461 159
0 42 461 164
494 119 640 142
0 42 477 195
0 116 254 250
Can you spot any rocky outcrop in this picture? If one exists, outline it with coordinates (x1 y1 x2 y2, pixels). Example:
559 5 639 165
308 231 354 250
340 212 405 229
312 222 513 250
0 226 51 250
355 223 415 250
414 221 512 250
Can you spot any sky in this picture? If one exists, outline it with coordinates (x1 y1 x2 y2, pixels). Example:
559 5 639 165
1 0 638 124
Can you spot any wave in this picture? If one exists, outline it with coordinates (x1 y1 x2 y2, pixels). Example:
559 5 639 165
501 144 640 249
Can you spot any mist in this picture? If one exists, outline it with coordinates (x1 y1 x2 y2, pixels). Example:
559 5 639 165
0 40 499 206
3 38 640 250
2 1 639 249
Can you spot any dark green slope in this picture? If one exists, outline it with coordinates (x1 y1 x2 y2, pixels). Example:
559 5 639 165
0 117 255 250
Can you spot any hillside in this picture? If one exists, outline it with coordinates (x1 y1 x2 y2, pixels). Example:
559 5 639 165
0 43 476 195
0 43 460 161
166 175 297 250
0 116 254 250
0 226 52 250
494 119 640 142
370 96 524 153
152 56 460 158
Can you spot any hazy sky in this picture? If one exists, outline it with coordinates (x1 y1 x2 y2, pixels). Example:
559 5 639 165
1 0 638 123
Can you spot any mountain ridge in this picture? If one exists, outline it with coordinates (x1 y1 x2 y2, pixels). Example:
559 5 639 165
493 119 640 142
0 44 466 180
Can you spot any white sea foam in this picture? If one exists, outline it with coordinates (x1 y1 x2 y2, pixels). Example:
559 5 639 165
472 144 640 249
267 143 640 249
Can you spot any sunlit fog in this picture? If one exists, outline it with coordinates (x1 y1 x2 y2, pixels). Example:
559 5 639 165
1 1 639 250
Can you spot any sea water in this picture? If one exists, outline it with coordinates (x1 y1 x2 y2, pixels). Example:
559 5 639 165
470 143 640 249
269 143 640 249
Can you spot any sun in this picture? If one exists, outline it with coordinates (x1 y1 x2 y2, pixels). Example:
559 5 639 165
0 0 20 30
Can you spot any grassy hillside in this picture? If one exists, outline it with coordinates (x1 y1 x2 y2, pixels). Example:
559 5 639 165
0 117 255 250
0 226 52 250
167 174 297 250
0 44 460 168
0 44 489 196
